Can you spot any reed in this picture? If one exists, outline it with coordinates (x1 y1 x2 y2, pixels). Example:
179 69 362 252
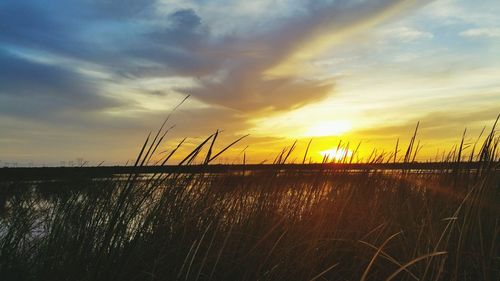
0 117 498 281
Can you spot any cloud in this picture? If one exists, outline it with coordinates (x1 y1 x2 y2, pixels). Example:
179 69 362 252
86 0 156 19
382 26 434 42
0 0 433 163
148 9 205 50
0 49 121 120
0 0 418 114
353 107 500 140
179 0 418 112
459 27 500 38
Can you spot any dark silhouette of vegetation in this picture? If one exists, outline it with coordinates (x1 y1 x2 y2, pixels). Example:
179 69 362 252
0 116 499 281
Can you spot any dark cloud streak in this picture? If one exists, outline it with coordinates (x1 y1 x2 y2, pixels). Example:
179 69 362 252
0 49 121 120
182 0 411 112
0 0 413 114
0 0 424 163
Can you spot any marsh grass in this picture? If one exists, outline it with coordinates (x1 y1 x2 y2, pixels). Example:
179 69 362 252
0 117 499 281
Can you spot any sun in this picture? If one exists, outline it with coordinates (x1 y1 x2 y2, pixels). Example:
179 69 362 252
320 148 353 162
305 120 351 137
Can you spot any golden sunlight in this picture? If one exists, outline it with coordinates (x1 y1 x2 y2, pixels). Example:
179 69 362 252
320 148 353 162
305 120 351 137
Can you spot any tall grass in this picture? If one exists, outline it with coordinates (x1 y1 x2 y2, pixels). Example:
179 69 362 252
0 118 498 281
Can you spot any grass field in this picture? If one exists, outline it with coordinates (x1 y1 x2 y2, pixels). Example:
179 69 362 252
0 120 499 281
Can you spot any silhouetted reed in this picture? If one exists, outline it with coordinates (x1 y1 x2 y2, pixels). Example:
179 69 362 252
0 115 498 281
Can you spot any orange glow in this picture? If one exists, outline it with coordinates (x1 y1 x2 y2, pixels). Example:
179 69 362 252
305 120 351 137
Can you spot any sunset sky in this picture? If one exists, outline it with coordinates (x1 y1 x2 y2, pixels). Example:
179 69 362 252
1 0 499 165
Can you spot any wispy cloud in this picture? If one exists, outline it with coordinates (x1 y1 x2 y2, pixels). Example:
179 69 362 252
381 26 433 42
0 0 418 116
459 27 500 38
1 0 499 164
183 1 421 112
0 49 122 120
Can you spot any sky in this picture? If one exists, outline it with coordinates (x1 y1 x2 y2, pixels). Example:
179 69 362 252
1 0 499 166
